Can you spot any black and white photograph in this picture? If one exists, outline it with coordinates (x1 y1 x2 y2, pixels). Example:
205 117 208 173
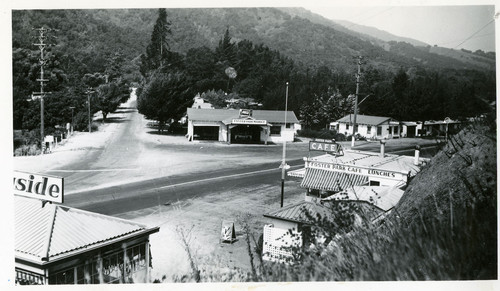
3 0 498 289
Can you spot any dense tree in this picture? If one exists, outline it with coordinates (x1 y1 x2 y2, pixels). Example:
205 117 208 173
95 80 130 121
137 72 193 132
12 8 496 147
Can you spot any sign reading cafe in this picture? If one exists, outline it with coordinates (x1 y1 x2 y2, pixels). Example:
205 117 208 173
13 171 64 203
309 141 342 154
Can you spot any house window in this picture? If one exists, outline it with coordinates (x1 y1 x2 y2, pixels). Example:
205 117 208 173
286 123 292 129
377 126 382 136
346 124 350 130
270 126 281 135
367 126 372 134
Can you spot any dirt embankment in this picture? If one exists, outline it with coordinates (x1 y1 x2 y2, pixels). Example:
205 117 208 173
393 122 496 279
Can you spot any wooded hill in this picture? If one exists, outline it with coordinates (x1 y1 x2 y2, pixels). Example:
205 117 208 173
12 8 496 141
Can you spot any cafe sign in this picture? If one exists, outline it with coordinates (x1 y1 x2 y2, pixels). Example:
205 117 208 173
307 161 408 182
232 119 267 125
309 141 343 155
13 171 64 203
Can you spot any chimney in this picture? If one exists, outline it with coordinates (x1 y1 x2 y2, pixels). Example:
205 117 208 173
414 145 421 165
380 140 386 158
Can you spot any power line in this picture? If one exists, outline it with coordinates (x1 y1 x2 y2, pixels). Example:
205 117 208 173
436 32 495 46
344 7 394 29
454 19 495 49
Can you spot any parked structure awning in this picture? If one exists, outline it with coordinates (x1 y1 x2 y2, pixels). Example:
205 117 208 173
287 168 306 178
300 168 368 192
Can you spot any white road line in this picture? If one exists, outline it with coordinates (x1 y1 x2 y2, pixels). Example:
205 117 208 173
48 168 140 173
156 164 303 190
64 164 303 195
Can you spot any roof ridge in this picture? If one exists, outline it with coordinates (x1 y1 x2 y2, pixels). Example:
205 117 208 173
41 204 58 261
58 204 148 229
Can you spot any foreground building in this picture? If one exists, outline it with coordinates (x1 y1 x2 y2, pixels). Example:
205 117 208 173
15 197 159 285
14 171 159 285
186 108 300 144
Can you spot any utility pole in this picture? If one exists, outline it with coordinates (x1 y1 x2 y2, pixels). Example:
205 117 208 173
32 27 53 154
69 106 75 135
85 88 95 133
280 82 289 208
351 56 363 148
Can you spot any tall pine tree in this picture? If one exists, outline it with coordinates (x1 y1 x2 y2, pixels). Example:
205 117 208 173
140 8 172 76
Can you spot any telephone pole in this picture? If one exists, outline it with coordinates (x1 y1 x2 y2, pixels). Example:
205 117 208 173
351 56 363 148
280 82 289 208
85 88 95 133
32 27 53 154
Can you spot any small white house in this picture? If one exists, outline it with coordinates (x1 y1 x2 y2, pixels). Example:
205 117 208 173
191 94 214 109
331 114 400 139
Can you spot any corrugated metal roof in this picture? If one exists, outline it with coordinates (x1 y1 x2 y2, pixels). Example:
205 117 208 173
323 186 405 212
337 114 394 125
15 196 155 262
187 108 300 124
300 168 369 192
264 201 332 224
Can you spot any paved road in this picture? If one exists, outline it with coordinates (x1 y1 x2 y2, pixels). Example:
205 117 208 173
51 99 439 216
50 102 144 190
64 146 437 216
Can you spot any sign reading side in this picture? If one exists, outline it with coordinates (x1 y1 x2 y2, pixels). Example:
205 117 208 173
13 171 64 203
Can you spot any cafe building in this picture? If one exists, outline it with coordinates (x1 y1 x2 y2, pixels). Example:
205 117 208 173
186 108 300 144
262 141 428 262
14 171 159 285
296 141 424 202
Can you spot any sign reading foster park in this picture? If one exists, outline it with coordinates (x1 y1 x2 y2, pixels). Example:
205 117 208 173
13 171 64 203
307 160 408 182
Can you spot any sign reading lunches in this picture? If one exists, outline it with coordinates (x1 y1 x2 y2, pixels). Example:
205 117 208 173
309 141 342 154
232 119 267 125
307 160 408 181
13 171 64 203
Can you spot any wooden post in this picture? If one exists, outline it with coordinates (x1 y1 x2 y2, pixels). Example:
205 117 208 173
145 241 150 283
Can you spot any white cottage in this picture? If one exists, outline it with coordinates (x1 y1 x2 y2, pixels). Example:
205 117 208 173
331 114 400 140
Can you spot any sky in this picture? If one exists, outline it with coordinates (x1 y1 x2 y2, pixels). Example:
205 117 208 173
305 4 497 52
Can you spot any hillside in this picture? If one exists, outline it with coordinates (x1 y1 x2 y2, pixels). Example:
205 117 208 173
12 8 494 74
333 19 429 47
12 8 496 134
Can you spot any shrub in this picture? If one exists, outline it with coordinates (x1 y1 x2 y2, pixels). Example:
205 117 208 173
14 144 40 156
297 128 346 141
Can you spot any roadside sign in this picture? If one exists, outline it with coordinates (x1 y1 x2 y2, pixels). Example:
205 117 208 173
220 220 236 243
44 135 54 143
13 171 64 204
